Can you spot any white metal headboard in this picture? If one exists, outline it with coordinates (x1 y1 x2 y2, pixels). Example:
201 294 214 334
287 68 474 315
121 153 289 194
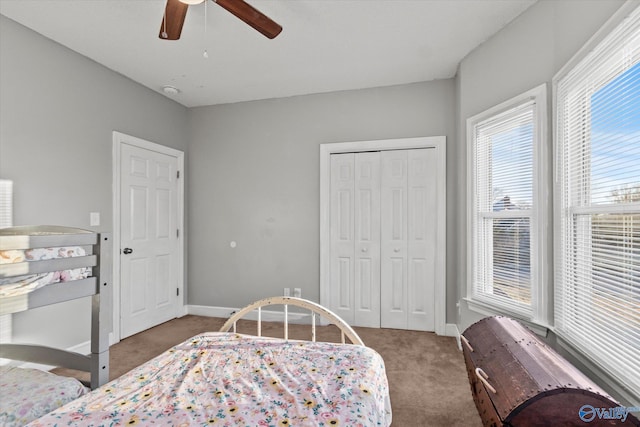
219 296 365 346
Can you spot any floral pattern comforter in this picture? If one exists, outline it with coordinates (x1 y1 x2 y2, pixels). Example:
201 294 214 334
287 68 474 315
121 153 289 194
29 332 392 426
0 246 90 297
0 366 88 427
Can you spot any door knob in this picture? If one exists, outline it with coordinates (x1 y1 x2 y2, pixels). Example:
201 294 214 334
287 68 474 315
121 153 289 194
361 247 368 253
123 248 133 255
394 248 400 253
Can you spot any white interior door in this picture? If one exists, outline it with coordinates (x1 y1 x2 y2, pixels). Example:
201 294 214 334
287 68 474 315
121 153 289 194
329 153 355 324
330 153 381 327
354 152 381 327
380 149 436 331
120 142 179 338
407 149 437 331
380 150 408 329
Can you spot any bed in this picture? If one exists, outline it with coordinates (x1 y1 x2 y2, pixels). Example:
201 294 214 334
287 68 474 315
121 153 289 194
0 225 112 426
28 296 393 426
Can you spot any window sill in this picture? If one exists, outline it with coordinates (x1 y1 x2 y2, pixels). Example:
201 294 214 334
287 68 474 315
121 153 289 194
464 297 550 337
553 332 640 407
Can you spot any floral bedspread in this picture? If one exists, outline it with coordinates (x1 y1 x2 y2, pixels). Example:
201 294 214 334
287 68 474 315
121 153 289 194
0 246 90 297
29 332 392 426
0 366 88 427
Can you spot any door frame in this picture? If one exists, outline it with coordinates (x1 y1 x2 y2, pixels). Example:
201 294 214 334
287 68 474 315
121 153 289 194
111 131 185 343
319 136 447 335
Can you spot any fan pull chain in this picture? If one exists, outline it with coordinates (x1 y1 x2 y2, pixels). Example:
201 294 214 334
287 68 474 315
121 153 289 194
203 0 209 58
161 6 168 39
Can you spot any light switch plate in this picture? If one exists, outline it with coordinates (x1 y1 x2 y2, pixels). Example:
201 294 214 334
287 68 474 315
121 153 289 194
90 212 100 226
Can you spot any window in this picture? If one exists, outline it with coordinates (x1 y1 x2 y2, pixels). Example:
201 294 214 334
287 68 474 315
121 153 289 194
555 5 640 396
467 84 548 322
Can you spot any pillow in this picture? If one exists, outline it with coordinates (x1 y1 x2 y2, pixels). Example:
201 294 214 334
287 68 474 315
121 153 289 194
0 366 87 426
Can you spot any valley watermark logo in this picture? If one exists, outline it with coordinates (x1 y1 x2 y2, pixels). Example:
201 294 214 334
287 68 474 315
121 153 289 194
579 405 640 423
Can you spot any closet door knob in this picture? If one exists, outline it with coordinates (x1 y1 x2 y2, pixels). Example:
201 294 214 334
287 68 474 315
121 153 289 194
394 248 400 253
123 248 133 255
361 247 368 253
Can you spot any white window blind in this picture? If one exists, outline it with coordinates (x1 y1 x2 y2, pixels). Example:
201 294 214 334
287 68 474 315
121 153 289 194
555 5 640 396
468 85 547 321
0 179 12 228
0 179 12 346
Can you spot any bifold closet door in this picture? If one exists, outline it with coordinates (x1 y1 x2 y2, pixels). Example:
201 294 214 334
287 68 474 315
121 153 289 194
380 149 436 331
329 152 381 328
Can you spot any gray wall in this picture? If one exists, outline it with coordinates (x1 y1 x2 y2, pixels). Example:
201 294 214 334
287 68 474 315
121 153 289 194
187 80 457 320
0 15 188 348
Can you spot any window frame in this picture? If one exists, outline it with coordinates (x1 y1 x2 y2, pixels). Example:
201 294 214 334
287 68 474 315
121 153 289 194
466 83 550 326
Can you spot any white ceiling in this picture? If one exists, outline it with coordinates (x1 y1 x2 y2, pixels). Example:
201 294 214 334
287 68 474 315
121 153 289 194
0 0 536 108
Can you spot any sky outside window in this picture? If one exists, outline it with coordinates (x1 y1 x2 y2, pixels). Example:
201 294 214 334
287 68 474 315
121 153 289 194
491 122 533 210
590 61 640 204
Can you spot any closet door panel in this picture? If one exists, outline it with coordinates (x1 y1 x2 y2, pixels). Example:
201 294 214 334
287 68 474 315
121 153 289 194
381 150 408 329
354 152 381 327
330 154 355 324
407 148 437 331
390 257 405 310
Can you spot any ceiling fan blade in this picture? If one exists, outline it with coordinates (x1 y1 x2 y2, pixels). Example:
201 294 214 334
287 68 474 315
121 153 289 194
214 0 282 39
159 0 189 40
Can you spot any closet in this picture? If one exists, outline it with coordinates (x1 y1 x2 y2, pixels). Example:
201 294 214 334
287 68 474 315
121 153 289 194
328 147 440 331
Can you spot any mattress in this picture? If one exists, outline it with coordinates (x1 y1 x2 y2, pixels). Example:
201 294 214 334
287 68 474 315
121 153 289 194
0 366 88 427
28 332 392 426
0 246 90 297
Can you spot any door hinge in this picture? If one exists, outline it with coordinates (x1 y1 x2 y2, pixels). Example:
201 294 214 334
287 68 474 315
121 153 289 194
176 229 180 238
177 288 180 296
177 170 180 179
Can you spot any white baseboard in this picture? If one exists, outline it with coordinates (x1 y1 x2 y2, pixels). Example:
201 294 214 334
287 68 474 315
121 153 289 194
68 340 91 355
444 323 459 337
186 304 311 324
444 323 462 350
187 304 236 319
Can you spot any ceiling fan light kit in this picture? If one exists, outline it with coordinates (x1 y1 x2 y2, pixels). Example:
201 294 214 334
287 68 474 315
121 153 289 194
160 0 282 41
162 85 180 95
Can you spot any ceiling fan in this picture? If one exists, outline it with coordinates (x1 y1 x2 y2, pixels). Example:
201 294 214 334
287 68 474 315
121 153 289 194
159 0 282 41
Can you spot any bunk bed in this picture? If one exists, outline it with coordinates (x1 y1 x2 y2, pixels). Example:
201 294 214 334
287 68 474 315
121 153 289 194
29 297 393 427
0 225 112 426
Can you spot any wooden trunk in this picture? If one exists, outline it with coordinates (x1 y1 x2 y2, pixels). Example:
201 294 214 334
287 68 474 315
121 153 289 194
461 316 639 427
